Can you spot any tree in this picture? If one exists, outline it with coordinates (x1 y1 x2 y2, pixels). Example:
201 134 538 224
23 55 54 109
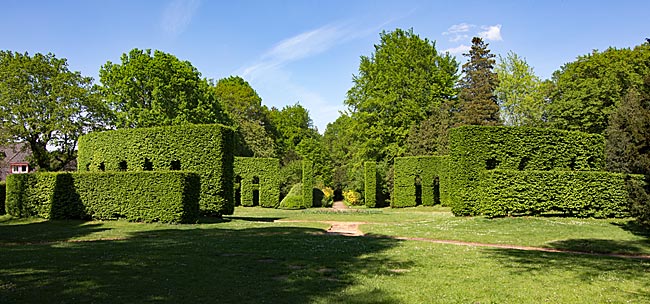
212 76 276 157
99 48 228 128
405 102 453 156
548 43 650 134
0 51 107 171
269 103 318 164
455 37 500 126
345 28 459 161
494 51 547 126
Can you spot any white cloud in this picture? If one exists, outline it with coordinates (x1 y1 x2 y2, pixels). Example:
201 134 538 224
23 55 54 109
443 23 474 35
444 44 471 55
479 24 503 41
161 0 200 36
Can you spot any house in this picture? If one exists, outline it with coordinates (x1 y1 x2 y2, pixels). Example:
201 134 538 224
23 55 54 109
0 143 33 181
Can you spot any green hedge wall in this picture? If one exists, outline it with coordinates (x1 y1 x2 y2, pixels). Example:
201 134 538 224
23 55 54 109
393 156 449 208
364 161 377 208
0 182 5 215
302 160 314 208
5 171 200 223
477 170 641 218
234 157 280 208
448 126 606 215
77 124 235 216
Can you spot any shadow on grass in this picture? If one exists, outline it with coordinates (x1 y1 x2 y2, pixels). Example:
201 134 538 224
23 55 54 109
544 238 650 255
0 223 406 303
0 219 109 244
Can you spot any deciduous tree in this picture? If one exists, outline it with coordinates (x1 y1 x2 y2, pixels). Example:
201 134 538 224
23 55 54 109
495 51 546 126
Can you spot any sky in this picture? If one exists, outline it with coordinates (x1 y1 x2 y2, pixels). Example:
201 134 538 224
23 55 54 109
2 0 649 132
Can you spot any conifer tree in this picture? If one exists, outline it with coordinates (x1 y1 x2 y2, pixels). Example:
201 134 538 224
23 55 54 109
455 37 501 126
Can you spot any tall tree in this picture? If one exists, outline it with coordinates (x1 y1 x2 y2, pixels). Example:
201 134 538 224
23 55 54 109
548 43 650 134
455 37 501 126
212 76 276 157
99 48 228 128
405 102 453 156
0 51 107 171
345 28 458 161
269 103 319 164
494 51 547 126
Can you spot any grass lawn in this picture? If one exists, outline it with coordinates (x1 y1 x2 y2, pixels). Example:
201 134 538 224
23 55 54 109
1 207 649 303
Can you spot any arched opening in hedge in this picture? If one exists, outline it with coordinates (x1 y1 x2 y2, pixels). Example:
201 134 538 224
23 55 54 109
118 160 127 171
143 158 153 171
414 175 422 206
170 160 181 170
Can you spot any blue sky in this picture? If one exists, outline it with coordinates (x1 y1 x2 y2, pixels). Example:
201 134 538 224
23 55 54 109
2 0 649 132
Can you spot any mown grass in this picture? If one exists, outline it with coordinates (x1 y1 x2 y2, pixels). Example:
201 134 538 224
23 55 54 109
1 207 649 303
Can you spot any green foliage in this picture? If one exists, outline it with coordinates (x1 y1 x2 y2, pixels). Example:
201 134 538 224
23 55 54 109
278 183 304 210
0 182 5 215
626 175 650 225
548 43 650 134
234 157 280 208
345 28 459 161
269 103 319 164
278 160 303 199
495 51 547 126
321 187 334 207
343 190 363 206
302 160 314 208
323 114 357 192
606 87 650 175
77 124 235 216
364 161 377 208
393 156 448 208
477 170 640 218
0 51 108 171
5 171 200 223
448 126 606 215
99 48 229 128
405 102 453 156
455 37 501 126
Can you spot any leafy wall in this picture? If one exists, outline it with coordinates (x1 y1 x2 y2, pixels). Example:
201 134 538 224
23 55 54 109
234 157 280 208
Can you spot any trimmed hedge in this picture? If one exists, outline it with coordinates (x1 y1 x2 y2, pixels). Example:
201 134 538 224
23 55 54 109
393 156 449 208
302 160 314 208
77 124 235 216
234 157 280 208
6 171 200 223
448 126 606 215
477 170 642 218
364 161 377 208
279 183 304 210
0 182 5 215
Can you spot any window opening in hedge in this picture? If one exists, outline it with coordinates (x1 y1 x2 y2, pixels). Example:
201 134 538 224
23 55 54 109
518 157 529 171
252 176 260 184
118 160 127 171
170 160 181 170
486 157 499 170
143 158 153 171
85 163 90 171
234 175 242 206
433 176 441 205
414 175 422 206
253 189 260 206
99 162 105 171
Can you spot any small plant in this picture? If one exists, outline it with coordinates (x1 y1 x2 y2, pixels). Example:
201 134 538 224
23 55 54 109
343 190 363 206
321 187 334 207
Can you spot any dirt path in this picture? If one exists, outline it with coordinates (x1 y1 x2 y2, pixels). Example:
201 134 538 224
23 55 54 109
331 200 348 211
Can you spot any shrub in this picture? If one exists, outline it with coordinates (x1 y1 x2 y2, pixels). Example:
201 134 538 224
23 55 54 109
279 160 302 199
343 190 363 206
321 187 334 207
364 161 377 208
77 124 235 216
0 182 5 215
626 175 650 225
279 183 304 209
234 157 280 208
5 171 200 223
302 160 314 208
392 156 449 208
477 170 640 218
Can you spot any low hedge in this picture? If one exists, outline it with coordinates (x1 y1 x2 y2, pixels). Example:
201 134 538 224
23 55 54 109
0 181 5 215
5 171 200 223
476 170 643 218
77 124 235 216
234 157 280 208
392 156 449 208
302 160 314 208
279 183 304 210
364 161 377 208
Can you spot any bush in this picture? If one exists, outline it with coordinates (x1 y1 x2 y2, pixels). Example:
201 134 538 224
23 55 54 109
343 190 363 206
279 160 302 199
234 157 280 208
477 170 639 218
364 161 377 208
0 182 5 215
5 171 200 223
279 183 304 210
77 124 235 216
626 175 650 225
321 187 334 207
302 160 314 208
392 156 448 208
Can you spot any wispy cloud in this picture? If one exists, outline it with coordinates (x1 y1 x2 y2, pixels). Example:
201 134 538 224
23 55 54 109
161 0 200 36
443 23 474 42
444 44 471 55
479 24 503 41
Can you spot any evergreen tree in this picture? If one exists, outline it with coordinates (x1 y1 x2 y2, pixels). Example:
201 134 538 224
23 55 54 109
455 37 501 126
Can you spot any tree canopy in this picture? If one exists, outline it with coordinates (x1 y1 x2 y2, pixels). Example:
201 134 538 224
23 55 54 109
0 51 107 171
